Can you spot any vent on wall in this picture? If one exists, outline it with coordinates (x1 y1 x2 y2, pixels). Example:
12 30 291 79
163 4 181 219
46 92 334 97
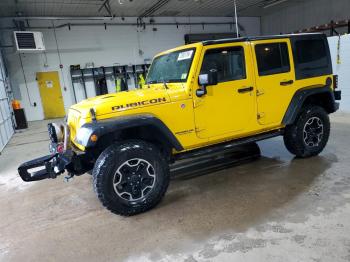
13 31 45 53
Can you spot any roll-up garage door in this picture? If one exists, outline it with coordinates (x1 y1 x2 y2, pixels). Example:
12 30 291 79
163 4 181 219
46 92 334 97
0 51 14 153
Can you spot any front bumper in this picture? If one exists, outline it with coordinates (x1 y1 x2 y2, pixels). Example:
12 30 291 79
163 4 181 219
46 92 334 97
18 149 92 182
18 122 92 182
18 152 73 182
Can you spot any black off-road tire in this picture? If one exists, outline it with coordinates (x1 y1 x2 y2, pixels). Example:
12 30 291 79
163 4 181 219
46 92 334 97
283 105 330 158
93 140 170 216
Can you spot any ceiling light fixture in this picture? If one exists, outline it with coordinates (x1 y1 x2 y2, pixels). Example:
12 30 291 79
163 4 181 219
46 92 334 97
263 0 288 9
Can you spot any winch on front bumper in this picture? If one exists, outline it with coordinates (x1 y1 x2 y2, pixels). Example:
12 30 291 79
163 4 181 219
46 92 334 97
18 122 91 182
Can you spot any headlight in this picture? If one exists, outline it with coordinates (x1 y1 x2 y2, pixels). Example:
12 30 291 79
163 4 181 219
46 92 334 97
75 126 94 146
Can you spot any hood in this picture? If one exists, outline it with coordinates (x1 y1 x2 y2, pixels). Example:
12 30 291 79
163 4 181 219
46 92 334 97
70 87 173 119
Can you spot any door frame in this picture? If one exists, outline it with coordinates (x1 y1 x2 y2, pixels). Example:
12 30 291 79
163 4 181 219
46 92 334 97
192 42 257 139
250 38 296 126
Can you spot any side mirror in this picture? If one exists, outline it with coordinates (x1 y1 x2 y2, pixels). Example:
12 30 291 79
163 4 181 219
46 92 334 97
197 69 218 97
196 88 207 97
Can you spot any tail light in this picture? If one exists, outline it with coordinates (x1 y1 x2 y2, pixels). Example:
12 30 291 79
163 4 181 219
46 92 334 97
333 75 338 89
333 74 341 101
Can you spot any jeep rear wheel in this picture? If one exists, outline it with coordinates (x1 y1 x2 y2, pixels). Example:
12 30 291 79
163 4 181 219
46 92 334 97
283 105 330 158
93 140 170 216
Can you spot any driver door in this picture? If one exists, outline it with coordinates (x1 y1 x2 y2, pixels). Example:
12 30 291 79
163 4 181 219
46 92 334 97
193 43 256 139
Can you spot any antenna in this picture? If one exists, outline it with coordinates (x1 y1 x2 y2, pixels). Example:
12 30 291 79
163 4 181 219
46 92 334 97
234 0 239 37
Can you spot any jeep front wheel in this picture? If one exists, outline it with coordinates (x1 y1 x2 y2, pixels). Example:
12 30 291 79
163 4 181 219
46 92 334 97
92 140 170 216
283 105 330 158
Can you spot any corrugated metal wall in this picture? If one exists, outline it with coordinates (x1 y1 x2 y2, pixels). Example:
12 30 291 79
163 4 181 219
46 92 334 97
262 0 350 35
0 51 14 152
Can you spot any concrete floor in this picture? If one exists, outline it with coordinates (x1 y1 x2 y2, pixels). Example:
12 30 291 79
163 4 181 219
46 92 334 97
1 113 350 262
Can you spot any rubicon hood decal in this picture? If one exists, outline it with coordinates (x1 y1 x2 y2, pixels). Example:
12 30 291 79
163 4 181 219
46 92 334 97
112 97 168 111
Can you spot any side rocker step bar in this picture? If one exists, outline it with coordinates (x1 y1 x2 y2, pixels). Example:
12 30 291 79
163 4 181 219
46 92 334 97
174 129 283 161
171 143 261 178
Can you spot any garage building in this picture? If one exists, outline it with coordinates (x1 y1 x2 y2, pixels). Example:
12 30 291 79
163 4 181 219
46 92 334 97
0 0 350 261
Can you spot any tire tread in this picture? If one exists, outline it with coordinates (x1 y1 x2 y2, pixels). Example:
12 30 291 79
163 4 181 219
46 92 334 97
283 105 330 158
92 140 169 216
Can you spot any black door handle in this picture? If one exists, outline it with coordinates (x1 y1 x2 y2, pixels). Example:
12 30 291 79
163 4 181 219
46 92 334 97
280 80 294 86
238 86 253 93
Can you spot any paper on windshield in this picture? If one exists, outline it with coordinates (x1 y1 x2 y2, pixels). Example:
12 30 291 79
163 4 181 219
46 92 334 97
177 50 193 61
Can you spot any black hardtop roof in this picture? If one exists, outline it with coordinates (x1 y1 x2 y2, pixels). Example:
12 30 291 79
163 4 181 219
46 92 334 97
202 33 326 46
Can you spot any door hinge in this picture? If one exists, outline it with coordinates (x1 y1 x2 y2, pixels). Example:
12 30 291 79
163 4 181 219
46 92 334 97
256 89 264 96
257 112 265 119
195 127 205 133
193 99 204 108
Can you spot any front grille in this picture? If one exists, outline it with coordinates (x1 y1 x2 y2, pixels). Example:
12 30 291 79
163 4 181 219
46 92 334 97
48 123 58 143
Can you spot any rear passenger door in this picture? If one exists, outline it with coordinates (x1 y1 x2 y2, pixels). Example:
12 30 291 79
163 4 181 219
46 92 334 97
252 39 296 126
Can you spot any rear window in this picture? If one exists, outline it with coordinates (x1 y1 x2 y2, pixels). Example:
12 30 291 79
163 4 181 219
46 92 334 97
255 43 290 76
293 38 332 79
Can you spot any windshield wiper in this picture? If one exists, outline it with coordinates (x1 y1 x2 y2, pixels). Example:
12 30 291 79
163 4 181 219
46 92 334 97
145 80 173 89
162 80 169 89
165 79 183 83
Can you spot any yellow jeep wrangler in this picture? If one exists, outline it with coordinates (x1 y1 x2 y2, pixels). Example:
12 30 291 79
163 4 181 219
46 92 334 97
19 33 341 216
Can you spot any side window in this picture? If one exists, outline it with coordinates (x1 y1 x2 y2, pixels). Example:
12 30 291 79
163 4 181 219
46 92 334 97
255 42 290 76
200 46 246 82
293 38 331 79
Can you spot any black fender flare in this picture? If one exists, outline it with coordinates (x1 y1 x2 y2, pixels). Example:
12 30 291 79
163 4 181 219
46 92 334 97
74 114 184 151
282 85 339 125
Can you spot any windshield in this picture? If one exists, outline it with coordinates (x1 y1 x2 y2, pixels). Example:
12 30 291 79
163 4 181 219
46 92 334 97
146 48 195 84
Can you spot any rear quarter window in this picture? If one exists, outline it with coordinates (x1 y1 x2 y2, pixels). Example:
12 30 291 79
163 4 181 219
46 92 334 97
293 37 332 79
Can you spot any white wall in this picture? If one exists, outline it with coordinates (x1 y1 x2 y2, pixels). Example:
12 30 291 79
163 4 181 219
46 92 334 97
328 35 350 112
262 0 350 35
1 16 260 121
